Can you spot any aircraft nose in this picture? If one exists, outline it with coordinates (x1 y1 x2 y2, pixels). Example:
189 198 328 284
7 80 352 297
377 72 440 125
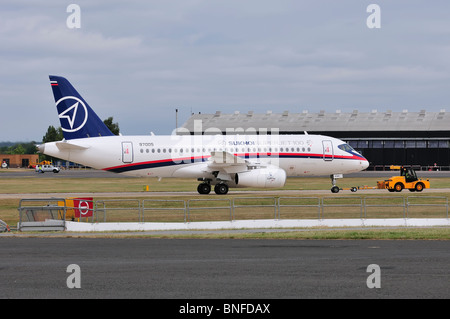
361 158 369 170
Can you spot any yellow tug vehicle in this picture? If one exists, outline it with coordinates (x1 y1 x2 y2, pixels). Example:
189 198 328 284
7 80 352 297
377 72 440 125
377 165 430 192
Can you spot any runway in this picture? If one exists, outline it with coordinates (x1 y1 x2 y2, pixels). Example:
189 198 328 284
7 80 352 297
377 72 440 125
1 238 448 299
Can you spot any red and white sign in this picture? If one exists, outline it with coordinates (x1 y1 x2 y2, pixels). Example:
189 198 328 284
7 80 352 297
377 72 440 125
73 197 93 218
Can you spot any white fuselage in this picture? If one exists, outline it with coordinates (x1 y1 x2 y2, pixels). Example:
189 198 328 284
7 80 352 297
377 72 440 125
41 134 369 181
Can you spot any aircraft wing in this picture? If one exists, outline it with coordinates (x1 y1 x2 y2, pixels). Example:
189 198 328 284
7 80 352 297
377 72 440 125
207 151 250 174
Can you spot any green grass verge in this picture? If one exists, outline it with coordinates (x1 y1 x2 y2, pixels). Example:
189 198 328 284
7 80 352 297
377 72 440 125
10 227 448 240
147 228 450 240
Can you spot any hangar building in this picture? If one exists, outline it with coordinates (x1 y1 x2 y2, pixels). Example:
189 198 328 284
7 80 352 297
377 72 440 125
180 109 450 170
1 154 39 168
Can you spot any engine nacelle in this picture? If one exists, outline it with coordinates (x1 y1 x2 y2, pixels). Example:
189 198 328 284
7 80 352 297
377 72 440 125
235 166 286 188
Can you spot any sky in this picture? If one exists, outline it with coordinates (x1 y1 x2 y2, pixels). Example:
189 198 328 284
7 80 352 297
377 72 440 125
1 0 450 141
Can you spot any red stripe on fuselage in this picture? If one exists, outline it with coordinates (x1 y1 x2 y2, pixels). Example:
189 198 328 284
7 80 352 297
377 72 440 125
102 152 366 172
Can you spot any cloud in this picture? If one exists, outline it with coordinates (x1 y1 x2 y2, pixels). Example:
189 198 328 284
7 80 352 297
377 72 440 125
1 1 450 141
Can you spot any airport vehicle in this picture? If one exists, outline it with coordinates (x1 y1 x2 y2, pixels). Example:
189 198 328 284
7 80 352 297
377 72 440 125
38 75 369 194
35 164 61 173
31 160 52 169
377 165 430 192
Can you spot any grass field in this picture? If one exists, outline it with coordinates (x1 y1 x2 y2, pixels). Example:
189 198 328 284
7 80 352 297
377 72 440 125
1 174 450 193
132 228 450 240
1 173 449 239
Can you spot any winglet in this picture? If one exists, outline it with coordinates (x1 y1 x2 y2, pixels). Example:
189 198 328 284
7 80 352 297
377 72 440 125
49 75 114 140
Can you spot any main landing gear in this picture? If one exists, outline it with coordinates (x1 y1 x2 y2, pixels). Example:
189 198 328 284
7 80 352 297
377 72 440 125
197 183 211 194
197 182 229 195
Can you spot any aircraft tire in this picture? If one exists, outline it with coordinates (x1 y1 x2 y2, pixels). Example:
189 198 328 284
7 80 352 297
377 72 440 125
331 186 340 193
214 183 229 195
197 183 211 195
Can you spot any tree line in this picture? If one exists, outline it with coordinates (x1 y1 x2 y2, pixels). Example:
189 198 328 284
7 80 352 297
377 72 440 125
0 142 38 155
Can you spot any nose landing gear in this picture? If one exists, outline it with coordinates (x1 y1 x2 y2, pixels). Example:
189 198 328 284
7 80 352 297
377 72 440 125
330 174 343 193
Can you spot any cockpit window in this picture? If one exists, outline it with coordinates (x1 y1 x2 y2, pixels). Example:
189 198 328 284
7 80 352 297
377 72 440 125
338 144 355 152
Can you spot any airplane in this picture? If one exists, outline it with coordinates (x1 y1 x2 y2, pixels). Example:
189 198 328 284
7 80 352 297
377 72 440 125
38 75 369 194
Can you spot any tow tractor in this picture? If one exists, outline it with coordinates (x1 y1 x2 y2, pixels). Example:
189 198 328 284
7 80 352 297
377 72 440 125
334 165 430 193
339 185 377 192
330 174 378 193
376 165 430 192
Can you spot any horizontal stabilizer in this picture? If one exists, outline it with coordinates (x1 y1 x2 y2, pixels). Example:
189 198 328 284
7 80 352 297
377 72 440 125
55 141 89 151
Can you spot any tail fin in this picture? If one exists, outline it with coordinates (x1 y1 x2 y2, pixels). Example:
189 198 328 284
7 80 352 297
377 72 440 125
49 75 114 140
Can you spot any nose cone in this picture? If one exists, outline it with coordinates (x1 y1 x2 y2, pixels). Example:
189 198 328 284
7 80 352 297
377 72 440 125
358 152 369 171
37 144 45 153
361 159 369 170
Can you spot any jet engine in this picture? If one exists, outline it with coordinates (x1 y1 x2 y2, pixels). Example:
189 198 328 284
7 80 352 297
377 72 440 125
235 166 286 188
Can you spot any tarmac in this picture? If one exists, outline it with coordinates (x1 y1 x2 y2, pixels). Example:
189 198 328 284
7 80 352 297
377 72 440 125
1 169 449 300
1 238 449 299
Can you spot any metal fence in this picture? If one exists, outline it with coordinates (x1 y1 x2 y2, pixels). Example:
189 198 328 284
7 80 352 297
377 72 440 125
17 198 68 231
95 199 141 223
143 199 187 222
18 196 449 227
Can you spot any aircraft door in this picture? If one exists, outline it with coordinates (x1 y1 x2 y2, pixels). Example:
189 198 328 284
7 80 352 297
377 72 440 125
322 140 333 161
122 142 134 163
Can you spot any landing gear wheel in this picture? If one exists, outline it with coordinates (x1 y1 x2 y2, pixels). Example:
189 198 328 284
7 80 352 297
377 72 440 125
331 186 340 193
330 174 341 193
197 183 211 195
214 183 229 195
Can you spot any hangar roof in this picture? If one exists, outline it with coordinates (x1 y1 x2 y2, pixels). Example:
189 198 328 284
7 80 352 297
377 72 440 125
181 109 450 134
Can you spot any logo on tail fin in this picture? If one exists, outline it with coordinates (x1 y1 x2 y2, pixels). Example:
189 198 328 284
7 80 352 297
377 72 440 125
49 75 115 139
56 96 88 133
